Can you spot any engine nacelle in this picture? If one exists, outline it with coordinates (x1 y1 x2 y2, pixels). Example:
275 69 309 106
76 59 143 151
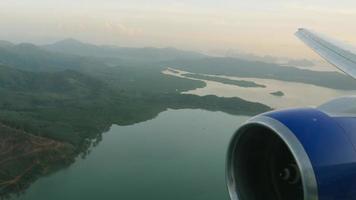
226 97 356 200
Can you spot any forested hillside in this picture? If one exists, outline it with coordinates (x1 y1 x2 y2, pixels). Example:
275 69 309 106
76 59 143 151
0 43 271 198
2 39 354 198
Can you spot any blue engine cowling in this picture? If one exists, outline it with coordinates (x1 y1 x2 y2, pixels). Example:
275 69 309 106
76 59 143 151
226 96 356 200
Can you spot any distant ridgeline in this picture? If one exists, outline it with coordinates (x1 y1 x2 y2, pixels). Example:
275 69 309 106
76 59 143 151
0 41 272 198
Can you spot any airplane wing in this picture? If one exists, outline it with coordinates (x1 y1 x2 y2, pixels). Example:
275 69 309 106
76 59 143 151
295 28 356 79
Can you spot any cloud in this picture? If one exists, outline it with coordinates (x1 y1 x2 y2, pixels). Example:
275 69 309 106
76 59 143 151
104 21 142 37
287 3 356 16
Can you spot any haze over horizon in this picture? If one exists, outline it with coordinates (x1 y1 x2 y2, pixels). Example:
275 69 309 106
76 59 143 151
1 0 356 59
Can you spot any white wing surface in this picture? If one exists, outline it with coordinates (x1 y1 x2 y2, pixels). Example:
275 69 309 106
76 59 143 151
295 28 356 79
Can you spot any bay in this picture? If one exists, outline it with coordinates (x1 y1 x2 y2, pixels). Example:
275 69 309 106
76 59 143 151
15 109 249 200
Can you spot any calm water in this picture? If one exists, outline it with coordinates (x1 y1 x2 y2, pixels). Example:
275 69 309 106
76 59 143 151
163 68 355 109
15 109 249 200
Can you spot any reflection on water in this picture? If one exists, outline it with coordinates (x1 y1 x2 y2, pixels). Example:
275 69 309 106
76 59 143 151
163 68 355 109
13 109 249 200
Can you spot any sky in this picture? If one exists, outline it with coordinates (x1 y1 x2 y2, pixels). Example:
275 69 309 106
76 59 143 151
1 0 356 59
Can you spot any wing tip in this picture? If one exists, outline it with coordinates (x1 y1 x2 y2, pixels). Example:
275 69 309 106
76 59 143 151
295 28 310 34
294 27 356 80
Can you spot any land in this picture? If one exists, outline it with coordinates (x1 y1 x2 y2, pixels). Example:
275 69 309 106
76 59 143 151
286 59 315 67
0 38 353 198
166 57 356 90
270 91 285 97
0 41 272 198
182 73 266 88
0 124 74 198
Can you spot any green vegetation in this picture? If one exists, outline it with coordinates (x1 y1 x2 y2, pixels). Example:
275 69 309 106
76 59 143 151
182 73 266 88
96 65 206 94
0 43 103 72
0 64 269 147
2 38 352 198
3 39 355 199
0 44 271 197
0 124 75 198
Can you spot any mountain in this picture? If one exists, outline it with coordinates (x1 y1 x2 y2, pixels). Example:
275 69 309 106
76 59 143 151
0 40 289 197
286 59 315 67
0 42 105 72
0 39 285 198
0 39 355 91
208 49 319 67
43 39 207 63
0 65 113 196
0 40 14 47
0 65 105 95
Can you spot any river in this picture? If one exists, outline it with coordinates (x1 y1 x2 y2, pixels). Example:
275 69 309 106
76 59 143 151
14 109 249 200
163 68 355 109
14 67 352 200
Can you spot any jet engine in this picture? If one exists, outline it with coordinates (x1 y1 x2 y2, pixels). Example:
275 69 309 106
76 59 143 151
226 96 356 200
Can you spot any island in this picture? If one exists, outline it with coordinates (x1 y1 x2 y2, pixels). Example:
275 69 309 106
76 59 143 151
182 73 266 88
270 91 285 97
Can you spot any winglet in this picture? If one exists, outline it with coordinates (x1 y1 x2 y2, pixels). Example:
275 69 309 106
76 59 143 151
295 28 356 79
